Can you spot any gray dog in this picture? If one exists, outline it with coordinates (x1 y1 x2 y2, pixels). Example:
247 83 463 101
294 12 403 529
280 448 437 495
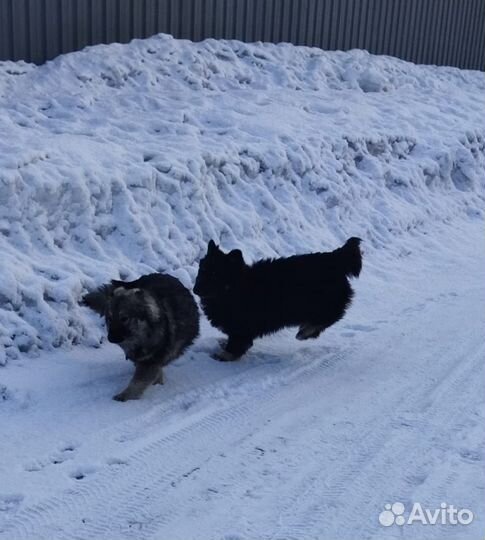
83 273 199 401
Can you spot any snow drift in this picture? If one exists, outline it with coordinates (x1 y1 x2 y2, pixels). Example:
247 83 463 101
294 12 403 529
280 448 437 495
0 34 484 363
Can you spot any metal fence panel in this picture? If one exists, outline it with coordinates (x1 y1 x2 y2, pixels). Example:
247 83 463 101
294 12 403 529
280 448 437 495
1 3 10 57
0 0 483 70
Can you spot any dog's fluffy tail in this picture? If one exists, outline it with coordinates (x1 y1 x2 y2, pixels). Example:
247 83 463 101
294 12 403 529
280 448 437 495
334 237 362 278
81 284 113 315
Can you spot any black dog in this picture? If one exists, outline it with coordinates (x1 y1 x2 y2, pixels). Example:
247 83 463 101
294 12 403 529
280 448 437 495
194 238 362 361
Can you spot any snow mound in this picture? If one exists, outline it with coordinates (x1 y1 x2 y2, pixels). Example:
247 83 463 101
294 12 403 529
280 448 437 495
0 34 484 362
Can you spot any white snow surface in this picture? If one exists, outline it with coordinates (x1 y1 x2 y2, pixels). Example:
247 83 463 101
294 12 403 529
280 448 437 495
0 34 485 540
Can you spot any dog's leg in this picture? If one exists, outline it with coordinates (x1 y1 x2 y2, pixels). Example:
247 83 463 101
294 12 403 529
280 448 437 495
113 363 160 401
217 337 228 349
152 368 164 385
296 324 326 340
214 335 253 361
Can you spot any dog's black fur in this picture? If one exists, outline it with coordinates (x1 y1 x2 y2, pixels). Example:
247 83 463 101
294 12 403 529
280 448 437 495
83 273 199 401
194 238 362 361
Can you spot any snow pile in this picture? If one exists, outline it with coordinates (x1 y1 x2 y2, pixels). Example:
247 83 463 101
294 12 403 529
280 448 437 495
0 34 484 363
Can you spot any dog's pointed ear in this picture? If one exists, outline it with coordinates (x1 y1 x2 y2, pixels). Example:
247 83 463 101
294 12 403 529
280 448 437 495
111 279 124 289
228 249 244 266
207 239 219 255
82 283 113 314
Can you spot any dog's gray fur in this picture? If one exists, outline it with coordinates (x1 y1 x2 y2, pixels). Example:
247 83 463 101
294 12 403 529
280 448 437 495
83 273 199 401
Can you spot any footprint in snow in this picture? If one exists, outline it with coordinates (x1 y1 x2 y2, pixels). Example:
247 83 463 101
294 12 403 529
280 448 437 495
347 324 377 332
0 494 24 513
106 457 129 467
402 303 425 315
342 324 377 335
69 464 99 480
24 442 78 472
459 449 484 462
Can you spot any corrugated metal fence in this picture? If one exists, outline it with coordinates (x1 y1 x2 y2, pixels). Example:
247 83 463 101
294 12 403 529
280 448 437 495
0 0 484 70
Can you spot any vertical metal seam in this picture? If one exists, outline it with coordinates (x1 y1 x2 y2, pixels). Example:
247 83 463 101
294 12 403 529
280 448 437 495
446 1 461 67
398 0 409 60
383 0 394 56
462 0 476 68
310 0 318 47
348 0 357 52
142 0 148 38
355 0 364 50
392 0 403 56
376 0 386 55
460 0 472 67
430 0 444 65
448 0 460 65
473 0 485 69
340 0 349 51
473 0 485 70
412 0 426 63
407 0 421 63
87 0 93 45
417 0 432 64
284 0 291 44
442 0 457 66
154 0 160 34
130 0 134 39
73 0 79 49
451 0 467 67
467 0 481 69
178 0 182 38
334 0 342 50
41 0 48 62
25 0 31 62
57 0 63 53
233 0 237 39
268 0 275 44
117 0 121 42
243 0 248 41
430 0 442 65
465 0 474 68
168 0 172 35
296 0 303 44
6 0 12 59
362 0 371 52
258 2 266 41
190 0 196 40
309 0 317 47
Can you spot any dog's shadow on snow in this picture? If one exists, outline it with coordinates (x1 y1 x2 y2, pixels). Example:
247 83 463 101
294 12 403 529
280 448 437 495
187 333 341 371
59 334 345 408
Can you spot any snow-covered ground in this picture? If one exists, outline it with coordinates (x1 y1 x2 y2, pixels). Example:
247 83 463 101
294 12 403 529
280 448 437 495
0 34 484 539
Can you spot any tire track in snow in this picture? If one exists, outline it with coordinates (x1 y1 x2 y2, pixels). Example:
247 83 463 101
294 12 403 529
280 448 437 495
0 348 346 540
271 343 485 540
261 290 485 540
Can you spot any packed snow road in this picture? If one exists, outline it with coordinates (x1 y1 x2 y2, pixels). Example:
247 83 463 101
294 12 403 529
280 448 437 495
1 217 483 540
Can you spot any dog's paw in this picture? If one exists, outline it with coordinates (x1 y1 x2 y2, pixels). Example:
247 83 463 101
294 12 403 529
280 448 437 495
296 324 325 340
212 350 239 362
217 338 228 348
113 390 139 402
151 373 164 385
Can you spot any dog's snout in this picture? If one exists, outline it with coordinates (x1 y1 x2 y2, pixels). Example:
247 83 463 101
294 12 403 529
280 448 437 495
107 328 124 344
